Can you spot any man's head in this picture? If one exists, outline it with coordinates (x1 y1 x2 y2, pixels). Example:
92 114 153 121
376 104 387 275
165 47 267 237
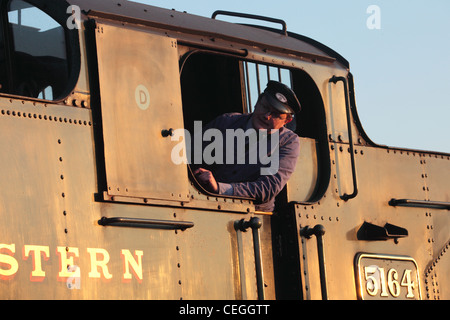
252 81 301 131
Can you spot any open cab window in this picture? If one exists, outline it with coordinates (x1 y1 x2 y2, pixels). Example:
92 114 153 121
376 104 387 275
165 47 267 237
0 0 77 101
180 51 328 206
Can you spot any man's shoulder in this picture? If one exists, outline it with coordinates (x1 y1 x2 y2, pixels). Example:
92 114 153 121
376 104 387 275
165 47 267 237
219 112 249 121
280 126 299 141
279 127 300 154
209 113 251 129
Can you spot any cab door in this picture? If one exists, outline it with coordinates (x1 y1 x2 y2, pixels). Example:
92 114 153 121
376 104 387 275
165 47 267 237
93 21 189 202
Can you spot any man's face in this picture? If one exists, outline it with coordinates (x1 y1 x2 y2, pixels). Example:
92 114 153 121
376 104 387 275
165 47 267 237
251 95 293 131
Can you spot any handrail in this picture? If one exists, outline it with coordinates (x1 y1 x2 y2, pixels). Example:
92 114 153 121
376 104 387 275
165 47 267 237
389 199 450 210
212 10 288 36
329 75 358 201
301 224 328 300
98 217 194 230
235 217 265 300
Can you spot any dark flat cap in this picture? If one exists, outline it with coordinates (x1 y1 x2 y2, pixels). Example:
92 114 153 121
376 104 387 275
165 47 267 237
263 81 301 114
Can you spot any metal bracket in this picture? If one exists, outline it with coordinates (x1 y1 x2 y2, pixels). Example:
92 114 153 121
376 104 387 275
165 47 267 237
357 221 408 243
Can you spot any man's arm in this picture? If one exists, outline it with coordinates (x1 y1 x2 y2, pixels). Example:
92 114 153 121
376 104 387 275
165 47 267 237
195 133 300 204
230 134 300 203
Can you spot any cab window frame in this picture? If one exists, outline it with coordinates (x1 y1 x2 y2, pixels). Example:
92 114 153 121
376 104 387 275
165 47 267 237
179 50 330 203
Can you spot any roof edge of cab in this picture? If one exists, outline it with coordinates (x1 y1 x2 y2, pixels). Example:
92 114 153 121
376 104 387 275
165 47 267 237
66 0 348 68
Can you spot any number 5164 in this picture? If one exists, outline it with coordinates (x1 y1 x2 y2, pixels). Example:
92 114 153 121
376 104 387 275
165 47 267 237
364 266 416 299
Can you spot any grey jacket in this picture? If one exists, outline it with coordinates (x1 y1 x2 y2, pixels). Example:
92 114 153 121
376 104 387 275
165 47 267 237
201 113 300 212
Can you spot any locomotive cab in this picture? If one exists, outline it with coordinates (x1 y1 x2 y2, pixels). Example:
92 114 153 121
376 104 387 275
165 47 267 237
0 0 448 301
0 0 332 213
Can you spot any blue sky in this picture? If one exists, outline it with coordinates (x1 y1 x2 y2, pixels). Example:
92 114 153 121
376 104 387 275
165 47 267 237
133 0 450 153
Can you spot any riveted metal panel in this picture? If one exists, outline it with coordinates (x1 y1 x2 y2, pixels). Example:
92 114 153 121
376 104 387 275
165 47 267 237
95 21 189 202
287 137 318 202
0 98 96 299
296 145 440 300
421 155 450 299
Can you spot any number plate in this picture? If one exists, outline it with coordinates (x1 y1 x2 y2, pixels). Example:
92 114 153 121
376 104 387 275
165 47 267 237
355 253 422 300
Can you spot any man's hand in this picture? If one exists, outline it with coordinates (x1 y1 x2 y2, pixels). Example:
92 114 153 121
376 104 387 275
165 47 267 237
193 168 219 193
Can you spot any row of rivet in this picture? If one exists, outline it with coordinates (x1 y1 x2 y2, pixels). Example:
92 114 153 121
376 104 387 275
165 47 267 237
424 241 449 300
1 109 91 126
174 212 183 300
58 139 69 239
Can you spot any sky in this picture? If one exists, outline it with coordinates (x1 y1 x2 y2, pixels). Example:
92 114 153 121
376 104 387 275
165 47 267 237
133 0 450 153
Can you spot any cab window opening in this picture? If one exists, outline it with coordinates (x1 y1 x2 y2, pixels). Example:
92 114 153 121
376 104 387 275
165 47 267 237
180 51 328 203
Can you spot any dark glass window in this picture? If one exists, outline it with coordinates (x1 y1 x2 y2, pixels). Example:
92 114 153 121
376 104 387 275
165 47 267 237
4 0 69 100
